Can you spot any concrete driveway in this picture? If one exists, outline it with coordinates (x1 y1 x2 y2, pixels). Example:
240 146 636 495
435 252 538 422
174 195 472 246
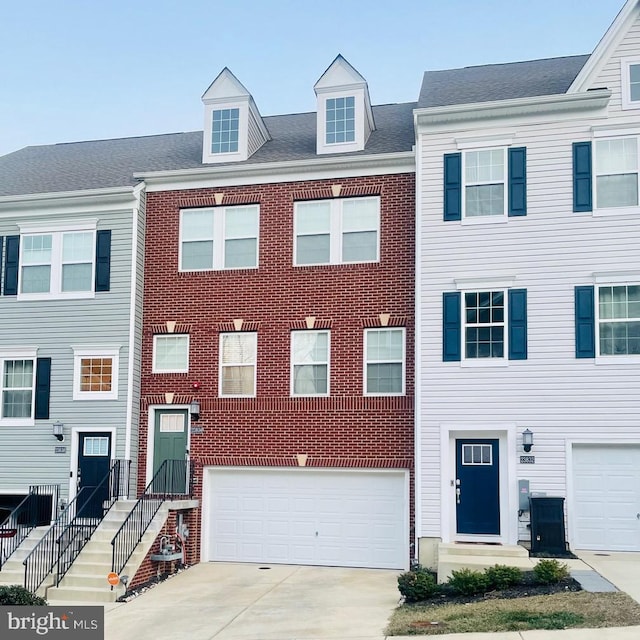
105 562 401 640
576 550 640 604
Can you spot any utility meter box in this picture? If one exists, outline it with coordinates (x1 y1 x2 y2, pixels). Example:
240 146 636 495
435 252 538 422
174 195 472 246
518 479 530 511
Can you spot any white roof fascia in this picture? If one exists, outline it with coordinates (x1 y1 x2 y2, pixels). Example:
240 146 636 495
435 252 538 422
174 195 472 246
414 90 612 130
135 151 415 191
569 0 640 93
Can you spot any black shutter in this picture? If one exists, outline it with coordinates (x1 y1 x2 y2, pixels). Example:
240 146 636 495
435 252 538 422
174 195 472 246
35 358 52 420
443 292 462 361
444 153 462 221
573 142 593 212
575 286 596 358
508 147 527 217
3 235 19 296
95 230 112 292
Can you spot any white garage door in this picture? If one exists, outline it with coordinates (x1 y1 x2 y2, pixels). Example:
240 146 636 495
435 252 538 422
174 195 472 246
203 468 408 569
572 445 640 551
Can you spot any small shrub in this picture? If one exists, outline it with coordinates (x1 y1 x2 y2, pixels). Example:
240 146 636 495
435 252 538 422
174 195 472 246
0 585 47 605
397 567 438 602
448 568 490 596
533 559 569 584
484 564 523 590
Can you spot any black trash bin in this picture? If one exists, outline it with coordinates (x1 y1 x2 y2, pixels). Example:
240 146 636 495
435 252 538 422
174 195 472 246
529 496 567 554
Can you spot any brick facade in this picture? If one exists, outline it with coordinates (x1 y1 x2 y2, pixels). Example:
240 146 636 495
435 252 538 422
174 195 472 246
139 173 415 563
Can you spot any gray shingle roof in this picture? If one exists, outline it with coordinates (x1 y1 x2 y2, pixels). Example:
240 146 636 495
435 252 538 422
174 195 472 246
417 55 590 109
0 102 416 197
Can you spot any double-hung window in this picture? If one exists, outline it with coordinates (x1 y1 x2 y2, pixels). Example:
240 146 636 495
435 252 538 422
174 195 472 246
598 285 640 356
0 350 37 424
291 331 329 396
5 222 110 299
444 146 527 221
364 328 405 396
72 347 119 400
443 287 528 362
595 138 639 209
153 335 189 373
219 332 257 397
294 196 379 265
180 205 259 271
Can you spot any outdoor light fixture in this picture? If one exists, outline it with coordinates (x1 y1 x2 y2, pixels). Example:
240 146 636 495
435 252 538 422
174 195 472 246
52 421 64 442
522 428 534 453
190 400 200 421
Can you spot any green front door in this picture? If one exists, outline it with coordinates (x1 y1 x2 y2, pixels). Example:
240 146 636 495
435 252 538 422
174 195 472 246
153 409 188 493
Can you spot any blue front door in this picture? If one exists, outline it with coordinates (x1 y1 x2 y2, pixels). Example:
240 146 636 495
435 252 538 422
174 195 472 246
456 439 500 535
77 432 112 518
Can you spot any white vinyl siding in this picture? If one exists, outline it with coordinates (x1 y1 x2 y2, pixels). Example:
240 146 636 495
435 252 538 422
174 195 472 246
416 22 640 544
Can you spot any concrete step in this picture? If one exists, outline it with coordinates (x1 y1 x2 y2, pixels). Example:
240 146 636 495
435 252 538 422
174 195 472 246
46 585 120 604
439 543 530 558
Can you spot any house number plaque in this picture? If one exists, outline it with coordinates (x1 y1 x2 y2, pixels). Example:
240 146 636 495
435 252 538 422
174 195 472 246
520 455 535 464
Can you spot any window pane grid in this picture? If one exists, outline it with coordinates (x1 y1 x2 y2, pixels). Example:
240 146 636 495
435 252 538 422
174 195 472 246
80 358 113 392
211 108 239 154
154 335 189 372
464 290 505 359
599 285 640 355
326 96 355 144
462 444 492 465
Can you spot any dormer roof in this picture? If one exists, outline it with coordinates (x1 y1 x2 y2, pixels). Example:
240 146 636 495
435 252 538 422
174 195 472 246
201 68 270 164
314 55 375 155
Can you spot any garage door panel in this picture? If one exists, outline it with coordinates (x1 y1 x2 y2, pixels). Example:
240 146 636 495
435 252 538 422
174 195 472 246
573 445 640 552
205 468 407 569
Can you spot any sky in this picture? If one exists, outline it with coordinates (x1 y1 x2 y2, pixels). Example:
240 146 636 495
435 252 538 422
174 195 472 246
0 0 627 157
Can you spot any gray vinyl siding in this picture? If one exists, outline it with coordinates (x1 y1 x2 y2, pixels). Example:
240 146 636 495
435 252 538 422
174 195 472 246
0 196 140 503
417 23 640 542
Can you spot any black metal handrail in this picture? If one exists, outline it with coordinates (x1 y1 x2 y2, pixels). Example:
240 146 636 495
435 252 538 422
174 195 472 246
111 459 192 577
0 484 59 570
23 459 130 593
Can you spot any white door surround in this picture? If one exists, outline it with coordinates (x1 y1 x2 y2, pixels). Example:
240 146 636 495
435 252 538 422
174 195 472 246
440 424 518 545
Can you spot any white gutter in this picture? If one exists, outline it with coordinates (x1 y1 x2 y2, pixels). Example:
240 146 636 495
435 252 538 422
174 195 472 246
135 151 415 184
414 89 611 129
124 182 144 464
0 185 136 207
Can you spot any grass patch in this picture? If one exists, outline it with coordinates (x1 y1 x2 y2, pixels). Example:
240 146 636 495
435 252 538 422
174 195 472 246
386 591 640 635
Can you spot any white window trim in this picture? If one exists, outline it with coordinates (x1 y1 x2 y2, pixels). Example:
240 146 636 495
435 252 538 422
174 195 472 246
290 330 330 397
17 219 98 301
202 101 249 164
152 334 190 374
316 88 366 155
72 346 120 400
461 147 508 222
363 327 406 397
621 56 640 111
460 288 509 366
293 196 380 266
219 332 257 398
0 347 37 426
594 282 640 364
591 134 640 216
178 205 259 272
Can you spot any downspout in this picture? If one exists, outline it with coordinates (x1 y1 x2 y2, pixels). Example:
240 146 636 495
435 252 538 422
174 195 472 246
413 119 423 563
124 182 144 476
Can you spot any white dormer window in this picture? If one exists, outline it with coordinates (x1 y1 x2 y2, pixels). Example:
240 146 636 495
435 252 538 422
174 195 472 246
314 55 375 155
201 68 270 164
211 108 240 154
326 96 355 144
621 57 640 110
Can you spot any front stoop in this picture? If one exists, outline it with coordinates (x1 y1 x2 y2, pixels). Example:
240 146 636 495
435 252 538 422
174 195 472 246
44 500 173 604
437 542 534 583
0 527 52 588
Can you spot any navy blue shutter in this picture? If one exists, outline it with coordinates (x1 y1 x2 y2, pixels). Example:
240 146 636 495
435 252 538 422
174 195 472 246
34 358 51 420
3 235 19 296
444 153 462 221
0 236 3 294
508 147 527 217
508 289 527 360
95 230 111 292
573 142 593 212
443 292 462 361
575 286 596 358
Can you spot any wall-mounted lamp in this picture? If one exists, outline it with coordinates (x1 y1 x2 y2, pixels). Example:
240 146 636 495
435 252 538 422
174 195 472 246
190 401 200 422
52 421 64 442
522 428 534 453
